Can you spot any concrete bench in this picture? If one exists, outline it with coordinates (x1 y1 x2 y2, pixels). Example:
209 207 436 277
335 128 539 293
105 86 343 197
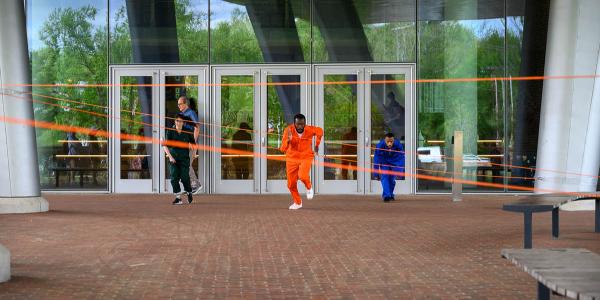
502 248 600 300
502 193 599 248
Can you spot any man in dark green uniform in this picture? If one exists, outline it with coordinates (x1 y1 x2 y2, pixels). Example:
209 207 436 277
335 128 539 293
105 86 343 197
163 113 196 205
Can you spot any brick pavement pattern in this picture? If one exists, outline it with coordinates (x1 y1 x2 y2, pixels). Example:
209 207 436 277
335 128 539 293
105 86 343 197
0 194 598 299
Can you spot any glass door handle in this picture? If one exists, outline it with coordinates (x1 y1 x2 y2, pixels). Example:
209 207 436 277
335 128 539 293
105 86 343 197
365 137 369 146
261 137 266 146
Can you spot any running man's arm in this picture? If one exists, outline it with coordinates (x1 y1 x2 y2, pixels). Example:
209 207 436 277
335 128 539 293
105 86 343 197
189 112 200 144
163 145 176 163
162 132 176 163
313 126 324 153
193 126 199 142
187 132 196 153
280 126 290 153
373 143 383 177
395 141 405 168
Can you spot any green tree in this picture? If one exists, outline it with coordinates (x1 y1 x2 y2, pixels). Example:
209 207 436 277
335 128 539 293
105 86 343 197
30 5 109 188
32 5 108 145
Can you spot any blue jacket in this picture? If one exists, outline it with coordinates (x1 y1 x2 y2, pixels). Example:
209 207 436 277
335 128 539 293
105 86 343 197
180 107 199 133
374 139 405 172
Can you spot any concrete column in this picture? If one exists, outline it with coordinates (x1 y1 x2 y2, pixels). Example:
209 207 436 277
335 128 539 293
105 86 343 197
0 244 9 283
578 52 600 191
0 0 48 213
535 0 600 210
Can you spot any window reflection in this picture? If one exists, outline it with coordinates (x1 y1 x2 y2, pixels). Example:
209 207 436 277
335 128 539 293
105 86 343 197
220 75 254 180
323 74 358 180
109 0 209 64
28 0 109 190
210 0 310 63
313 0 416 62
120 76 153 180
417 0 506 192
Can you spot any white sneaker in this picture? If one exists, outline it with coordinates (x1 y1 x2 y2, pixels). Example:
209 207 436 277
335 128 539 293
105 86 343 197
306 188 314 200
288 203 302 210
192 184 203 195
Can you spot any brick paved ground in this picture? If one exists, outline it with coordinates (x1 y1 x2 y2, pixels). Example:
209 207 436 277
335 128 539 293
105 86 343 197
0 194 598 299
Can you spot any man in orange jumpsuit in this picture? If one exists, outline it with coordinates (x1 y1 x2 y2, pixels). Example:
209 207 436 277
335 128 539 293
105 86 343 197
280 114 323 210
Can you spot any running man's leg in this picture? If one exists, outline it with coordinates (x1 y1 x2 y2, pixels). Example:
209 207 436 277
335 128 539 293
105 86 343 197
180 159 192 193
298 159 313 190
170 162 182 194
381 166 392 200
390 165 403 199
286 160 302 205
389 174 396 199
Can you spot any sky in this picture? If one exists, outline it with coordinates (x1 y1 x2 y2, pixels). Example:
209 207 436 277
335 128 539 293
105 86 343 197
27 0 107 51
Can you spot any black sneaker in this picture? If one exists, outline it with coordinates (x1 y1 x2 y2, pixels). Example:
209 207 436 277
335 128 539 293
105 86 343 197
172 198 183 205
390 197 396 201
383 197 391 202
187 192 193 204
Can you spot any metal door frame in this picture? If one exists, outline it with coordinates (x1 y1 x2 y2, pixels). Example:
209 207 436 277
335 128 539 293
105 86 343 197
110 67 159 193
158 67 208 194
314 65 366 194
313 63 415 195
212 66 259 193
211 64 310 194
365 64 415 195
259 66 310 194
109 65 209 194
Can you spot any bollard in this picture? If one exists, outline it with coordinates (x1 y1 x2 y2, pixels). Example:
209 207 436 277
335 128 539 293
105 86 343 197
0 243 9 283
452 131 463 202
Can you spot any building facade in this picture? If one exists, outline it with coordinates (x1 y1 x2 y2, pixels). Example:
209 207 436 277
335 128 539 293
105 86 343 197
14 0 599 195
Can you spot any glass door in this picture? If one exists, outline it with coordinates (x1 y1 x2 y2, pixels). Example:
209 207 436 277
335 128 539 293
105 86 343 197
112 66 209 194
315 65 414 195
260 67 309 193
159 68 208 194
112 68 159 193
213 67 259 193
212 66 309 194
315 66 366 194
366 66 414 195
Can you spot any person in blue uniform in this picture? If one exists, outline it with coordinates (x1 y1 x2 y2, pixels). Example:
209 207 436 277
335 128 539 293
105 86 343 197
373 133 405 202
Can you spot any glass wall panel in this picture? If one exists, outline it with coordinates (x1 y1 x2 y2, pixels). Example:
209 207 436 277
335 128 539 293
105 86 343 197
109 0 209 64
210 0 310 64
417 0 505 192
28 0 109 190
312 0 416 62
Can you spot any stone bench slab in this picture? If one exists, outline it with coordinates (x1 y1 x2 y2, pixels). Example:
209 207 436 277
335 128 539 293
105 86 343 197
502 248 600 300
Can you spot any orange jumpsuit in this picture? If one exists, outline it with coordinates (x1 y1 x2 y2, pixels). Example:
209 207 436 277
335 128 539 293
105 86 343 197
280 124 323 204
